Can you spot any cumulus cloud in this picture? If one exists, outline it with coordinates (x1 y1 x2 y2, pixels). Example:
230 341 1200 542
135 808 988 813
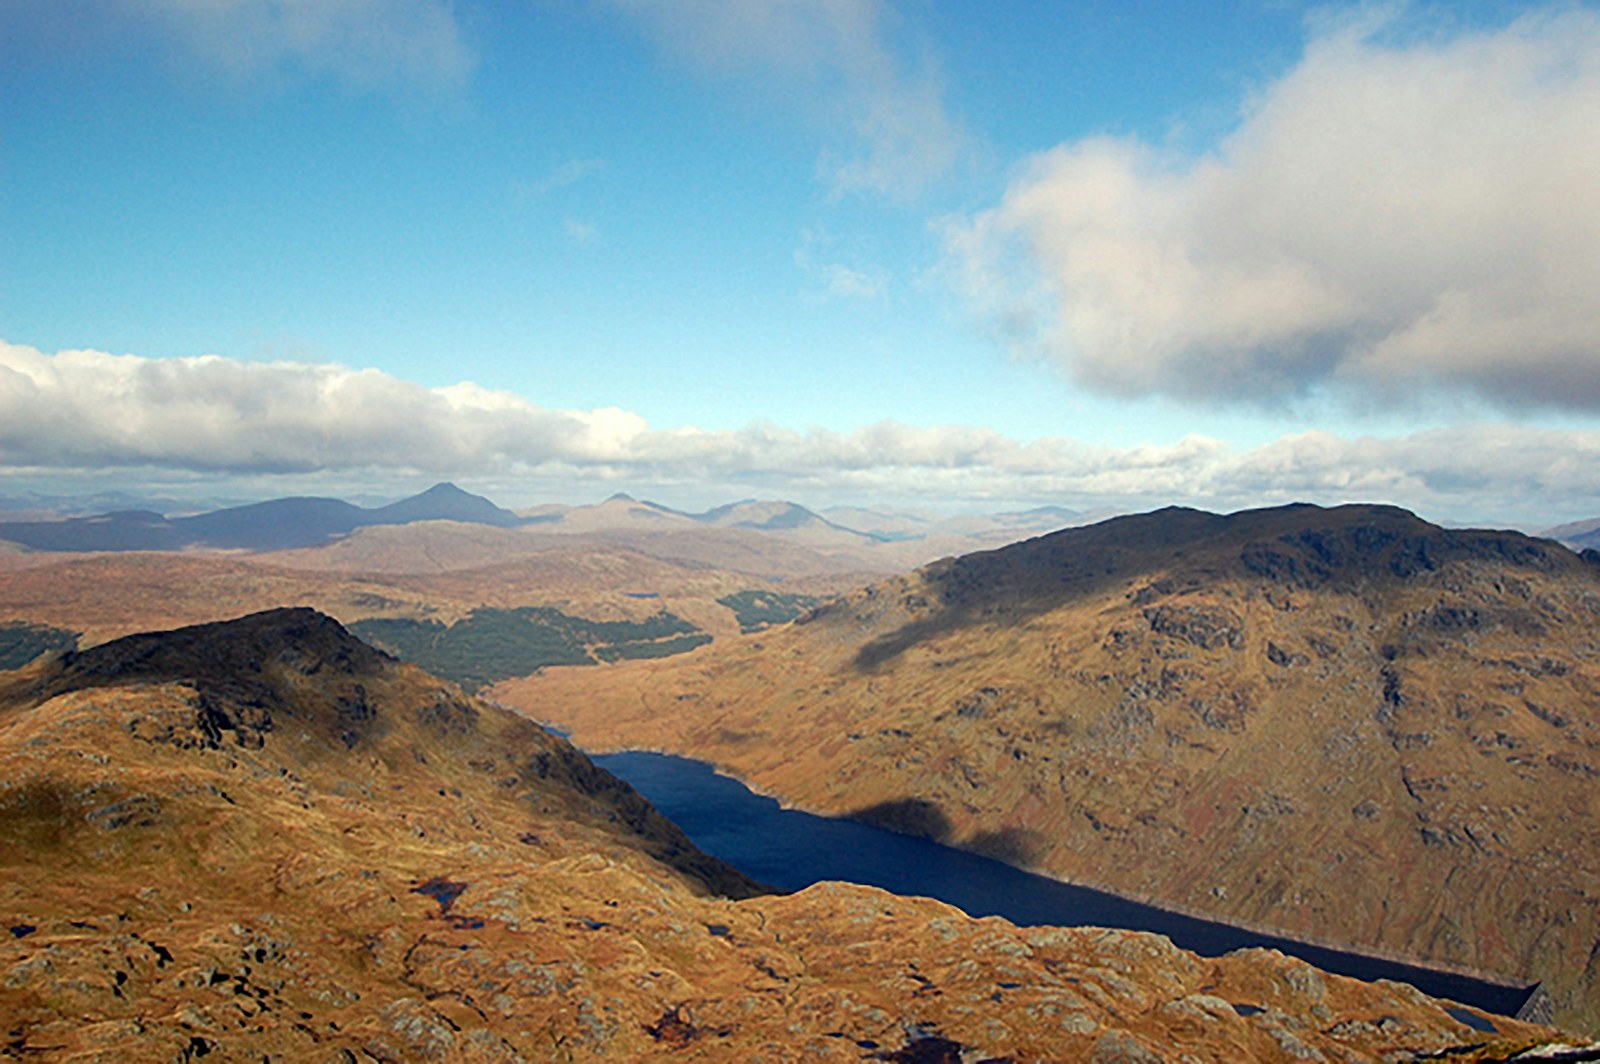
0 342 603 474
6 341 1600 526
948 8 1600 411
607 0 965 199
105 0 475 92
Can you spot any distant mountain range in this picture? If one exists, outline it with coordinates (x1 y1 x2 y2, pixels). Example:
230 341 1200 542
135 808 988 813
0 482 522 552
515 493 1089 549
0 484 1085 557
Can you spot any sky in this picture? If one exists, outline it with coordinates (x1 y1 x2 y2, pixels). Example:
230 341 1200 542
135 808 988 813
3 0 1599 528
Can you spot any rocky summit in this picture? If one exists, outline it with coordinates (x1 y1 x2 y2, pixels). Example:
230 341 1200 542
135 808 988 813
2 608 1591 1060
505 503 1600 1036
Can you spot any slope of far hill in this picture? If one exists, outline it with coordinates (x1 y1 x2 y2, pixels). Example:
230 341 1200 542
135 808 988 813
1544 517 1600 554
0 609 1582 1060
502 502 1600 1035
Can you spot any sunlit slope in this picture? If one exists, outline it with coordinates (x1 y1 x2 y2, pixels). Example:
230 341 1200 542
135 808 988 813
510 502 1600 1033
3 609 1571 1059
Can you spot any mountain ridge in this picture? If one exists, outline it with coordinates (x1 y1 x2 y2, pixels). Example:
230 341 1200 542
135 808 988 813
0 482 522 552
0 485 1092 562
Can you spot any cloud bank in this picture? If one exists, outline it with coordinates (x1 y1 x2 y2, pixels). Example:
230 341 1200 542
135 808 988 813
5 341 1599 526
948 8 1600 412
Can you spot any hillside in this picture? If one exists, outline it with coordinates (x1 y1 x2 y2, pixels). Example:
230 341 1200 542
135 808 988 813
4 610 1578 1060
1545 517 1600 554
504 502 1600 1034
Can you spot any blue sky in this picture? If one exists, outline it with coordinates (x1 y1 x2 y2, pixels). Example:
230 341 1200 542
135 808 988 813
3 1 1599 527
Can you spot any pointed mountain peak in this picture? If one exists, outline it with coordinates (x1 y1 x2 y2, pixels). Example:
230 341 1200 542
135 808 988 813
372 484 521 528
415 482 471 498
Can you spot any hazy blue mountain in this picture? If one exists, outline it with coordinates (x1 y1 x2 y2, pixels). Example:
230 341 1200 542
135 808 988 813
171 497 368 551
0 510 189 552
366 481 522 528
0 483 526 553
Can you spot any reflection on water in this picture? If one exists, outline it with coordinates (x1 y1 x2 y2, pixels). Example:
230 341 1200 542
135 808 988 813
595 749 1534 1020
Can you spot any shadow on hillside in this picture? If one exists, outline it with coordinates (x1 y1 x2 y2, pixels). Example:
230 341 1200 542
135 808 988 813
966 826 1046 868
847 508 1241 672
855 613 988 671
848 797 953 843
849 502 1583 673
850 537 1148 671
846 798 1047 868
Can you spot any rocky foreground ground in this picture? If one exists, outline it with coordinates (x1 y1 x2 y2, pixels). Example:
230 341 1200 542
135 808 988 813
2 609 1595 1061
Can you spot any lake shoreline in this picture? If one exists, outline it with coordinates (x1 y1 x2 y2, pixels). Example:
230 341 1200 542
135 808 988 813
592 746 1540 1021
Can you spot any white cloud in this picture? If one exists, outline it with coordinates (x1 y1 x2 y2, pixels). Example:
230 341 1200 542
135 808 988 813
948 8 1600 411
6 340 1600 527
606 0 965 200
122 0 474 92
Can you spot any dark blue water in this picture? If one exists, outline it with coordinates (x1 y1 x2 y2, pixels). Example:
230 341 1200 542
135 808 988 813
595 750 1535 1020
